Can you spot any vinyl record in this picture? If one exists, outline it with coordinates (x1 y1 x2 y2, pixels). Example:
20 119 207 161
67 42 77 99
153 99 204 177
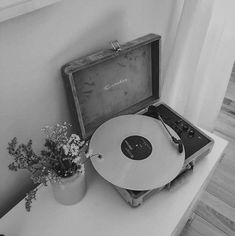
89 114 185 190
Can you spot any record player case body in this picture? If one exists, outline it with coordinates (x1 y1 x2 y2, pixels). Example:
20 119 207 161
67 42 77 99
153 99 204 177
62 33 214 207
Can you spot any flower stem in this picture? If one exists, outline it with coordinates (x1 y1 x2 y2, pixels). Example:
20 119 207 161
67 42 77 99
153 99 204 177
82 153 102 165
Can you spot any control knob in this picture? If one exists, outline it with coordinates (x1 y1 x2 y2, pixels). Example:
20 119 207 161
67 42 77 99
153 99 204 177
188 129 195 136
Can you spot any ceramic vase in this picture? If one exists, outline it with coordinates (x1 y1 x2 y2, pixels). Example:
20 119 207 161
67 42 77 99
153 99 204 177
51 172 87 205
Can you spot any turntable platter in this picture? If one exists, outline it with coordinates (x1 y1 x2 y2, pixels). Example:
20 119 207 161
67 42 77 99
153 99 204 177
89 114 185 190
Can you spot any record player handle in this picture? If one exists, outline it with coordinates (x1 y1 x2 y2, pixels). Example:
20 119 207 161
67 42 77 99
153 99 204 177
157 113 183 154
110 40 122 52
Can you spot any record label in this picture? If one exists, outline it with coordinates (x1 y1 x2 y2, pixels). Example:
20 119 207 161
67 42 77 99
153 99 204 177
121 135 152 160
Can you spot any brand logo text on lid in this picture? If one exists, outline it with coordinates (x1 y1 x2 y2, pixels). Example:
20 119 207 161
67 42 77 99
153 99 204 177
104 78 128 91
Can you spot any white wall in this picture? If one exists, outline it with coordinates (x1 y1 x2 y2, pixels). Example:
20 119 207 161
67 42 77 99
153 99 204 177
0 0 173 217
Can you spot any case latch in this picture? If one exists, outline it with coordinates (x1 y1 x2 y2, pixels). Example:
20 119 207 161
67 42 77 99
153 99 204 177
110 40 122 52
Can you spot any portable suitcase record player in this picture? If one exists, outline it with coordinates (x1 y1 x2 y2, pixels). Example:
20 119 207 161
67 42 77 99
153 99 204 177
61 33 214 207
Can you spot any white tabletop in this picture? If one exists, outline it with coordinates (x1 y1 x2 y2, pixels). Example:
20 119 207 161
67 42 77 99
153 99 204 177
0 132 227 236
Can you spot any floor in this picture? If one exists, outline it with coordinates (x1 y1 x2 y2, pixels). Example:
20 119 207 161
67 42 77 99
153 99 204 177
180 64 235 235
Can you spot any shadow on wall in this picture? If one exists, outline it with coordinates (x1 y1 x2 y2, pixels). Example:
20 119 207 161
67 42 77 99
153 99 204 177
0 9 126 218
0 173 37 218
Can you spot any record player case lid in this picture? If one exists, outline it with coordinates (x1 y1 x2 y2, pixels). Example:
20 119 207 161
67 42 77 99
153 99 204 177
62 33 161 139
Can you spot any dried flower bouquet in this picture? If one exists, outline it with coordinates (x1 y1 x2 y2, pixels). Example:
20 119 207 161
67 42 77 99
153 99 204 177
7 122 98 211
